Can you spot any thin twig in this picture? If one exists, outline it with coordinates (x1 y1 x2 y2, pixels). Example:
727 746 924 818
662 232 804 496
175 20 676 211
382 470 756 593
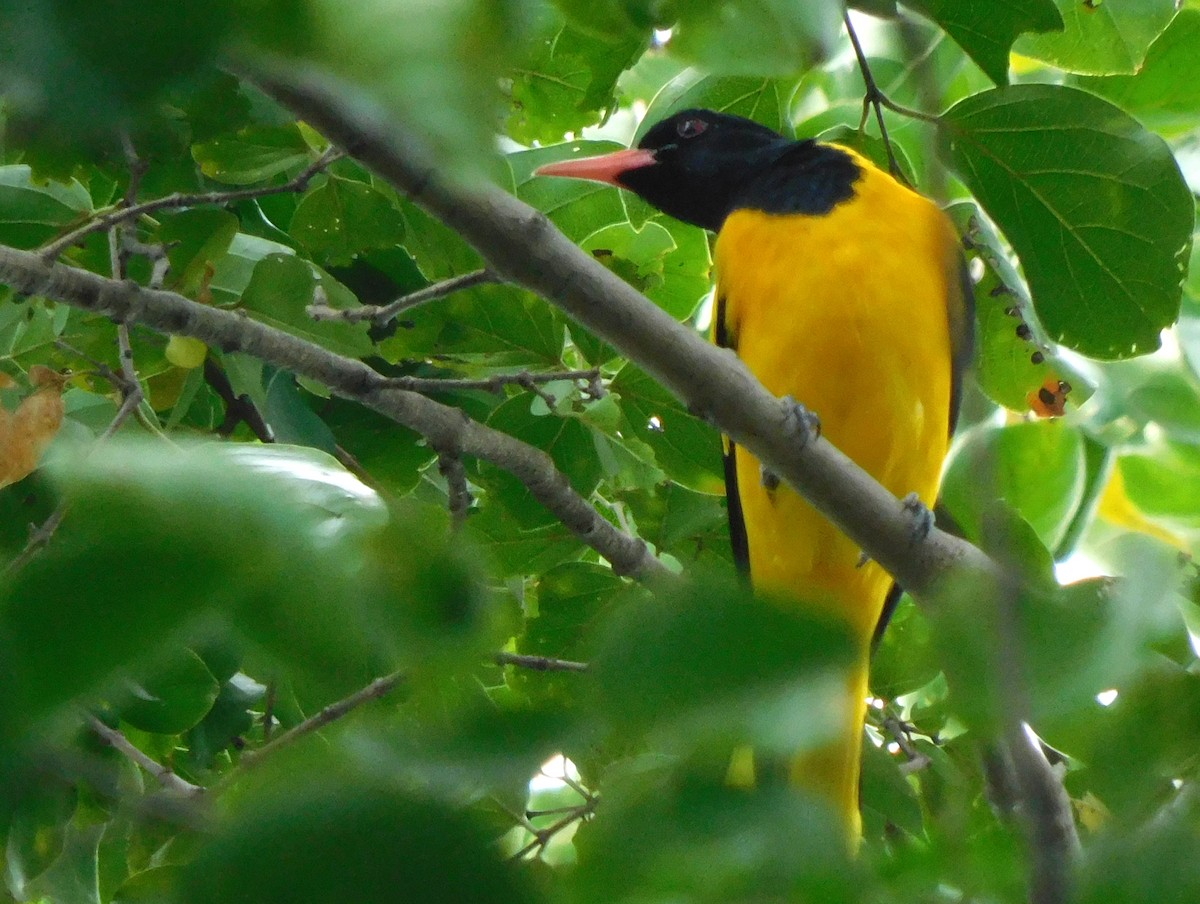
494 651 589 673
387 368 602 400
511 798 598 860
882 713 932 776
307 268 499 325
40 148 343 261
234 670 407 773
203 357 275 441
87 714 204 798
844 12 908 182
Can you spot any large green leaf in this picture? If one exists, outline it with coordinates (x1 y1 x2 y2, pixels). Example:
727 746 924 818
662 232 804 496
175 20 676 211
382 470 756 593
1014 0 1176 75
248 0 529 180
638 72 787 141
1075 9 1200 133
192 125 313 186
0 165 93 248
669 0 842 77
0 441 391 740
288 175 407 267
904 0 1062 85
239 253 373 357
942 84 1194 359
589 569 856 756
120 648 220 735
178 778 539 904
610 363 723 494
506 10 647 144
942 420 1086 550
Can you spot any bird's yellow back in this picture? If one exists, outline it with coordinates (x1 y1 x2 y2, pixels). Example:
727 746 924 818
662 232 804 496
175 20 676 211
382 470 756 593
714 146 966 841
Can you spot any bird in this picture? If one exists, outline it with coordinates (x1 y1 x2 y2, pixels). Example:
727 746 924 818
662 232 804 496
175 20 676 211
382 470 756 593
537 109 973 844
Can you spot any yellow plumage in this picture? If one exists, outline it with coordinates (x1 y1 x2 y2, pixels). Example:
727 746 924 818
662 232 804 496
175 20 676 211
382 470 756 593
714 147 965 842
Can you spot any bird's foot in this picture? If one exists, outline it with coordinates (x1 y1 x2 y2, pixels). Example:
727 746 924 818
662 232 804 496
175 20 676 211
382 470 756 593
760 463 781 491
901 492 935 544
780 396 821 447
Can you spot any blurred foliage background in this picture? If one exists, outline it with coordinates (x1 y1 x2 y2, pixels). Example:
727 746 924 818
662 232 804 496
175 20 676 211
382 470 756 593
1 1 1199 902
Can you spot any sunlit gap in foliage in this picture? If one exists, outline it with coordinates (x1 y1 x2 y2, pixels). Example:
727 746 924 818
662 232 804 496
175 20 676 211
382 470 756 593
1054 551 1107 585
652 28 673 48
1096 688 1119 707
530 753 581 792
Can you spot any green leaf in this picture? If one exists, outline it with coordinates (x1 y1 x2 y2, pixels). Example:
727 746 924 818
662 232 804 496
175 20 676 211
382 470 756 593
610 363 724 494
525 562 627 661
239 253 373 357
1125 372 1200 444
1119 442 1200 525
1076 799 1200 904
903 0 1063 85
871 595 939 699
476 394 603 528
1014 0 1176 75
177 779 538 904
5 782 76 899
670 1 842 77
288 175 407 267
263 370 338 453
581 220 711 320
514 141 630 243
942 420 1086 550
573 769 860 904
947 201 1088 413
942 84 1194 359
185 673 263 769
860 736 923 839
638 71 787 141
465 503 584 577
207 233 297 304
589 569 856 756
0 440 391 740
113 866 183 904
192 125 313 186
507 13 647 144
318 397 435 496
0 165 93 248
1075 9 1200 133
249 0 527 181
121 649 220 735
155 209 239 296
19 817 104 904
0 0 234 139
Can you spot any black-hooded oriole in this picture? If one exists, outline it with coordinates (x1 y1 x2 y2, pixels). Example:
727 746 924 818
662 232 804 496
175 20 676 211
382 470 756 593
538 109 972 843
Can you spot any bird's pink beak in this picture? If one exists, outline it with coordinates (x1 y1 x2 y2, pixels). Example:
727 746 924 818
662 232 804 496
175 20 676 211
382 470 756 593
535 148 658 186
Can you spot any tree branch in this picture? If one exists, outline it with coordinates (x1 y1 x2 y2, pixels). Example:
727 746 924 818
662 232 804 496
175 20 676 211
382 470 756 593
235 669 407 773
87 714 204 798
0 245 666 582
249 66 994 602
40 148 343 261
308 268 499 325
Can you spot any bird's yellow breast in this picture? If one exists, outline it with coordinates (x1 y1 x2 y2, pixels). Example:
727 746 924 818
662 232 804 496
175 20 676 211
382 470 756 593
715 149 958 638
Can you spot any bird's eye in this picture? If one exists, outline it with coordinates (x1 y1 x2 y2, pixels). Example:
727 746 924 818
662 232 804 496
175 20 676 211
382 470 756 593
676 118 708 139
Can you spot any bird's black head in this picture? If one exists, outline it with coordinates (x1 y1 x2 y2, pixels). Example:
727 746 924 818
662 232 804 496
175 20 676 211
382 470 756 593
620 110 787 230
537 109 860 232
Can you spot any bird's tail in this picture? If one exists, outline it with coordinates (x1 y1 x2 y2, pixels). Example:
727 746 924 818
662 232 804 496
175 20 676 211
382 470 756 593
789 647 870 846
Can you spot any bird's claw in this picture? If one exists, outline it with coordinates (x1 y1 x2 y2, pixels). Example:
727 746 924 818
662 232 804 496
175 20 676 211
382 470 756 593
780 396 821 448
760 463 780 490
901 492 935 544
